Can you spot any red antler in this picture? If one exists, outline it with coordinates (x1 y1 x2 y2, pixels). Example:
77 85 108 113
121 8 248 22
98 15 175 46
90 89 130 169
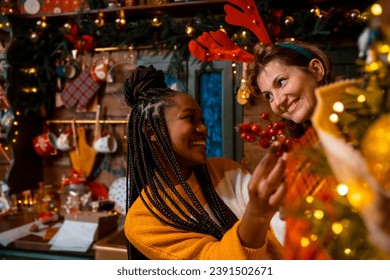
224 0 272 43
188 30 254 62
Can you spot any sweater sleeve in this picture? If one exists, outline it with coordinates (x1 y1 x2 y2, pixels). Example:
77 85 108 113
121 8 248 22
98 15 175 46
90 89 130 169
125 198 284 260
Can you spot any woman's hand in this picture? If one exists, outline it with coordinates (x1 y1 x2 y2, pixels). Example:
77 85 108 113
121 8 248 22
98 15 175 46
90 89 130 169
247 151 286 219
239 150 287 249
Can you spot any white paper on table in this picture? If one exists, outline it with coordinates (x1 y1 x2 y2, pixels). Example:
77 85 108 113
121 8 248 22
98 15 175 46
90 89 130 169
0 222 37 246
49 220 98 252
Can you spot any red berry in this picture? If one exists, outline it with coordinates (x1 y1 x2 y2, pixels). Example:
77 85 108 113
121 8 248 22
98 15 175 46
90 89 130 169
260 112 269 120
251 123 261 134
239 123 251 133
273 121 286 130
259 139 270 148
245 133 256 142
261 129 269 138
268 128 277 136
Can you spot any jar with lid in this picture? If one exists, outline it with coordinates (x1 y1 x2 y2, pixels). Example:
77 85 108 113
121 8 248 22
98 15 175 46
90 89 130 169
59 170 91 216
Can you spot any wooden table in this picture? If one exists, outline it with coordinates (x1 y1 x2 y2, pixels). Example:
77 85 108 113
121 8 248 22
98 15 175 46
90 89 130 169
0 211 95 260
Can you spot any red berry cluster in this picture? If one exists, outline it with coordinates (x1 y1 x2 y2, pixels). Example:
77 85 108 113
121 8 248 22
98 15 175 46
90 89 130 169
237 113 293 157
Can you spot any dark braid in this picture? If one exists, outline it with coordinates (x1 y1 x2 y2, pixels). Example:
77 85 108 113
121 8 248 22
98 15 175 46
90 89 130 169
124 65 238 259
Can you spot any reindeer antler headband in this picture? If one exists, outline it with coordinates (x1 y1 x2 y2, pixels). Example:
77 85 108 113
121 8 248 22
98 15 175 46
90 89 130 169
188 0 271 63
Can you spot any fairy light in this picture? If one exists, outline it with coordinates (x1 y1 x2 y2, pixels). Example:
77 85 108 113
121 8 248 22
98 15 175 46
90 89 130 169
348 192 363 207
331 222 343 234
332 101 344 113
305 195 314 203
379 44 390 53
219 26 227 33
366 61 379 71
300 237 310 247
95 12 105 27
310 234 318 241
329 113 339 123
64 22 72 31
185 25 196 37
37 17 47 29
357 94 366 103
115 10 126 29
337 184 349 196
344 248 352 255
151 16 162 27
313 209 324 220
371 3 382 16
310 6 321 17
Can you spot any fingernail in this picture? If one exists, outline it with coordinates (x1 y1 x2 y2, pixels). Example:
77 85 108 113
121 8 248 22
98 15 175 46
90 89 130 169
282 152 288 161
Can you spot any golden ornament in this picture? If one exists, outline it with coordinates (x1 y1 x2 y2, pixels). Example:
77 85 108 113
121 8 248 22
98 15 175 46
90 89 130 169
360 114 390 191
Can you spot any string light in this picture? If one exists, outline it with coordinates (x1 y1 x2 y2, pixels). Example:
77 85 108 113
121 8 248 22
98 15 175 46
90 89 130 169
185 25 195 37
95 12 105 27
151 16 162 27
115 10 126 30
329 113 339 123
236 63 250 105
370 3 382 16
300 237 310 247
331 222 343 234
337 184 349 196
332 101 344 113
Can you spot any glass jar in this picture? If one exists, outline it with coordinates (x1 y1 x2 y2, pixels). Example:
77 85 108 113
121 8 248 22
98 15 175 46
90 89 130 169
59 173 91 216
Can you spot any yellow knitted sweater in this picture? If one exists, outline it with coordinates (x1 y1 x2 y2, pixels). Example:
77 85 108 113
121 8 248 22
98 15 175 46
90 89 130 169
125 157 284 260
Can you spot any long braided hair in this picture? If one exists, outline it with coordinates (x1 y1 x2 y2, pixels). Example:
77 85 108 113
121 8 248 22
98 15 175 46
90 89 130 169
124 65 238 259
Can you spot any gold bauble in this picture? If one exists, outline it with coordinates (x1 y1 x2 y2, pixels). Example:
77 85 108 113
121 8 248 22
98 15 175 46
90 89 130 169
360 114 390 190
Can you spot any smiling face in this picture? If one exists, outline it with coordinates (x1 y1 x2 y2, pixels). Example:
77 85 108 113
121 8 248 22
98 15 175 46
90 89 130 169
164 93 208 174
257 59 321 123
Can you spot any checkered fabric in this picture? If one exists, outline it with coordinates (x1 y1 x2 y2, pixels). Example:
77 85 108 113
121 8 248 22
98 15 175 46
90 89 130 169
61 68 101 109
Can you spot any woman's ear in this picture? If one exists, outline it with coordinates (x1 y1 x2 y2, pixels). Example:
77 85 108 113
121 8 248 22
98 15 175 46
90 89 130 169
309 58 325 82
150 134 157 142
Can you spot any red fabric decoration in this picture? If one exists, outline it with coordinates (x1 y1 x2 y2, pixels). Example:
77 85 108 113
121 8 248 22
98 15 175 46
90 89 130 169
88 181 109 201
188 30 254 62
64 24 95 53
224 0 272 44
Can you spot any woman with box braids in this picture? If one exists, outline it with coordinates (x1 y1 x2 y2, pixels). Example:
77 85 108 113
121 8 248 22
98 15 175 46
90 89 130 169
123 65 285 260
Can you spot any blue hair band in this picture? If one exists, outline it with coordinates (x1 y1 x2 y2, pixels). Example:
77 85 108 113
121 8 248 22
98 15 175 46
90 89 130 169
278 42 313 61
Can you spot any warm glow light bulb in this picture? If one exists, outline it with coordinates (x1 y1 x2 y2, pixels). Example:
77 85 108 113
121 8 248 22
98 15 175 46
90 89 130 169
313 210 324 220
329 113 339 123
333 102 344 112
305 195 314 203
331 222 343 234
337 184 349 196
371 4 382 16
300 237 310 247
344 248 352 255
357 94 366 103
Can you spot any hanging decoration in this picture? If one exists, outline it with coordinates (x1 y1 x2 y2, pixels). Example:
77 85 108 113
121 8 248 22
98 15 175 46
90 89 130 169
63 24 95 53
